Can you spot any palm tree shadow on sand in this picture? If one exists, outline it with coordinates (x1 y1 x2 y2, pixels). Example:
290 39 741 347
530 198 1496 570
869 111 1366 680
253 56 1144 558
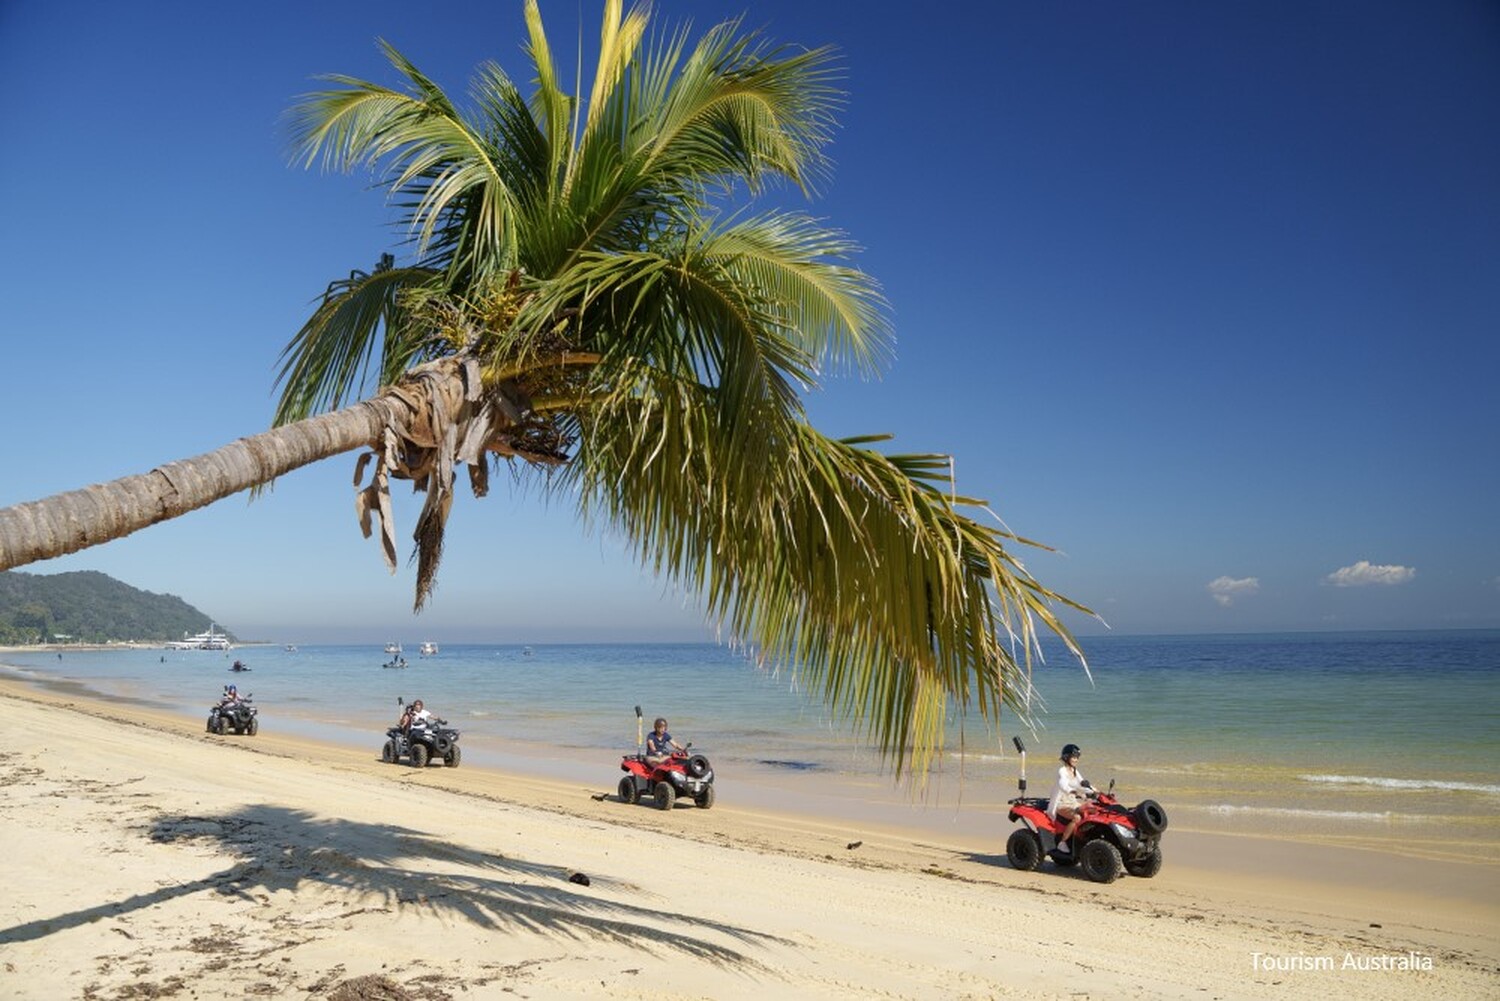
0 803 783 966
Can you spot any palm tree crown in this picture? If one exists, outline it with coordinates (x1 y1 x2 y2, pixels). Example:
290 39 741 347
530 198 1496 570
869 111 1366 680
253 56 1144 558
274 0 1089 779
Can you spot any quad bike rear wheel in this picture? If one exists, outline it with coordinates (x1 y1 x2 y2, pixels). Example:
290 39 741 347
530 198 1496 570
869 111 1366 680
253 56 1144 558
694 785 715 809
618 777 639 805
653 780 676 810
1006 829 1042 871
1080 839 1123 883
410 742 430 768
1124 845 1163 878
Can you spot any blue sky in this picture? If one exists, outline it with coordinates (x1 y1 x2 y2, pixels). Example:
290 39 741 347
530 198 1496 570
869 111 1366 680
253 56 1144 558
1 1 1496 644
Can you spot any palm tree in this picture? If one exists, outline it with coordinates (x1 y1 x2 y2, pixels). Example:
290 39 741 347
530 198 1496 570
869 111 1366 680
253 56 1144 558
0 1 1089 779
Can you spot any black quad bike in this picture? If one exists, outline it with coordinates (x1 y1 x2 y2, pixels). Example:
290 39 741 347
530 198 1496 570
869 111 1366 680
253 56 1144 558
382 716 462 768
1005 736 1168 883
207 696 258 736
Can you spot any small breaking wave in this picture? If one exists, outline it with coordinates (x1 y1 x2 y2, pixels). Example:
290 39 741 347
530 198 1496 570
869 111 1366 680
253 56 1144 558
1298 774 1500 796
1115 763 1218 776
1207 804 1401 822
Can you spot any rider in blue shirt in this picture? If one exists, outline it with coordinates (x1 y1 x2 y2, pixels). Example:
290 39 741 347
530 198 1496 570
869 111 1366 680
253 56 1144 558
645 717 685 763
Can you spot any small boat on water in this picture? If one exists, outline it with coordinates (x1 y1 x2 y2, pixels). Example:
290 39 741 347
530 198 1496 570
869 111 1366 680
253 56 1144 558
384 642 402 655
383 656 408 669
166 625 231 651
284 644 298 653
419 641 439 657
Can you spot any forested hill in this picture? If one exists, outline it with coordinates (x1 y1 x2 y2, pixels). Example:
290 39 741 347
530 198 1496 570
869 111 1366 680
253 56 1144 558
0 570 234 645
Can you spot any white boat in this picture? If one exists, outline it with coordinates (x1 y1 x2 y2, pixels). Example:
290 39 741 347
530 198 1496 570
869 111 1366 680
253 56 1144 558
419 641 439 657
166 625 231 651
384 642 402 655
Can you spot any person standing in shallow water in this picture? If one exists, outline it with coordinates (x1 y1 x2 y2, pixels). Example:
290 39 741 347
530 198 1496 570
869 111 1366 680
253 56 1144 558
1048 743 1094 853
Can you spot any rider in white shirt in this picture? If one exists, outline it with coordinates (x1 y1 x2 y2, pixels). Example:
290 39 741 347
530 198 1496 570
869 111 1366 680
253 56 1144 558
1047 743 1093 852
399 699 434 731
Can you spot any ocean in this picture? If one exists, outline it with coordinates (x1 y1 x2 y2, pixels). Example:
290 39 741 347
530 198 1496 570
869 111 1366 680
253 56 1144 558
4 629 1497 861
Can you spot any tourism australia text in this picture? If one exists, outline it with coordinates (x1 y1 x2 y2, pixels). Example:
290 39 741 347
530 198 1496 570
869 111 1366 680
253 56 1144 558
1251 951 1433 973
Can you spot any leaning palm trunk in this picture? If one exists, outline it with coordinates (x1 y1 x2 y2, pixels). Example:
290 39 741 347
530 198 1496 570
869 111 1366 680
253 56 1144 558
0 360 467 573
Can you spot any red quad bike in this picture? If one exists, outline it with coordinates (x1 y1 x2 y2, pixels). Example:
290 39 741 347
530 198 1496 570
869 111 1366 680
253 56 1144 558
1005 736 1168 883
617 706 716 810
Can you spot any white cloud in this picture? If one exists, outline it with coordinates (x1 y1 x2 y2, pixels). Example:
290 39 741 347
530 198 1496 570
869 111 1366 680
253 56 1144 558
1323 560 1416 588
1207 576 1260 607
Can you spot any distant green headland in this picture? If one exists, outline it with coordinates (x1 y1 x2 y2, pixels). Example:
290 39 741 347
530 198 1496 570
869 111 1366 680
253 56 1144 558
0 569 232 645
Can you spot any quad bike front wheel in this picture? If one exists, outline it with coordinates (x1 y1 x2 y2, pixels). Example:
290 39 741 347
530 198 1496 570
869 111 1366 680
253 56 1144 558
381 740 397 763
653 780 676 810
1006 829 1043 871
618 777 639 805
246 717 258 737
410 743 430 768
443 745 461 768
1124 845 1163 878
1080 839 1123 883
694 785 715 809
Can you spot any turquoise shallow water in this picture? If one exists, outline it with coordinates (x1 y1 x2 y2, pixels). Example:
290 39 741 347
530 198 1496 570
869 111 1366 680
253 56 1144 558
4 629 1497 856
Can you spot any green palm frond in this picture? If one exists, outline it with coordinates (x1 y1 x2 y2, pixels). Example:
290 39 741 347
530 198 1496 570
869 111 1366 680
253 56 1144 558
569 366 1085 778
274 258 435 425
288 45 521 276
579 0 649 150
627 16 841 195
520 1 572 197
520 208 886 441
693 212 889 379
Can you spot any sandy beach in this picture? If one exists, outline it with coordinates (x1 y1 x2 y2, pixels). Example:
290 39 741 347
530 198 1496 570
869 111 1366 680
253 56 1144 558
0 676 1495 1001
